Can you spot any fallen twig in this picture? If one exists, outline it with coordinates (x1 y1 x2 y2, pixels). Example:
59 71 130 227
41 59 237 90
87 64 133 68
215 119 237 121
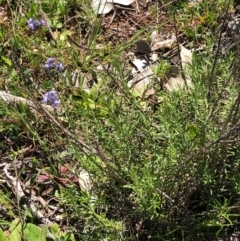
0 91 58 114
2 163 53 225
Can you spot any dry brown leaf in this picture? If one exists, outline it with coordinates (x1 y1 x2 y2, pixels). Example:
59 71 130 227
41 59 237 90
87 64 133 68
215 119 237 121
92 0 135 14
151 38 176 51
164 75 185 91
180 45 192 72
163 46 193 91
150 53 159 62
180 45 192 84
150 31 176 51
78 169 93 192
128 68 154 97
112 0 135 5
92 0 114 14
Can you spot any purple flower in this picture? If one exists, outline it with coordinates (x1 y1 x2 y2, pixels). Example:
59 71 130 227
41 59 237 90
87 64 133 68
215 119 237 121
27 18 45 30
44 58 55 70
44 58 64 71
55 62 64 71
39 19 46 26
43 90 60 107
46 58 55 64
28 18 37 30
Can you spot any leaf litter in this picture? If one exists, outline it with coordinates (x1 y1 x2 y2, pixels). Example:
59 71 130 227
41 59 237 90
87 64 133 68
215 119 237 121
92 0 135 14
127 32 193 97
164 45 193 91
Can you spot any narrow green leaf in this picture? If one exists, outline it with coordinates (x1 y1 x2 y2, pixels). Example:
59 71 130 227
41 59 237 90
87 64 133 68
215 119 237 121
49 223 59 234
39 226 48 241
9 218 22 241
0 227 7 241
60 232 75 241
1 56 12 67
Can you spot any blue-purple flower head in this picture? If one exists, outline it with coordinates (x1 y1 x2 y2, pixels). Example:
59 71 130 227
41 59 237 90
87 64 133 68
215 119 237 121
44 58 64 71
43 90 60 107
44 58 55 69
28 18 45 30
55 62 64 71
